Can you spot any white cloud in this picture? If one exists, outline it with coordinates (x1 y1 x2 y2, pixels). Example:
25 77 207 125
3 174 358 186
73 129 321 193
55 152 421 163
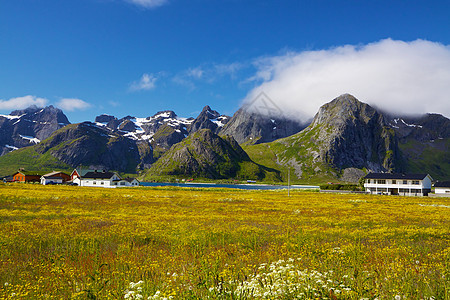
186 67 204 79
173 62 245 89
244 39 450 121
0 95 48 111
57 98 92 112
130 73 157 91
126 0 168 9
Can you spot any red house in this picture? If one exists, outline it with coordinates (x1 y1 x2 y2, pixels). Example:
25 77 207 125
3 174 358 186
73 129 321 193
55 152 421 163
12 171 44 183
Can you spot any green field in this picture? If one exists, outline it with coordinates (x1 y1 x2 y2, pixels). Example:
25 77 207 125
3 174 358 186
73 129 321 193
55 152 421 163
0 184 449 299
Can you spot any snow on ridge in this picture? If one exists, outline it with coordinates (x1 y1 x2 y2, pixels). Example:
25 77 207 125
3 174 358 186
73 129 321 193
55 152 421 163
392 118 423 128
0 114 20 120
5 145 18 150
211 119 225 127
19 135 40 144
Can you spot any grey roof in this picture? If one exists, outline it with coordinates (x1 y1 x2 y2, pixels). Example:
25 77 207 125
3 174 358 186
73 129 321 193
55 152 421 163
434 181 450 188
72 169 100 177
43 171 69 177
364 173 430 180
82 171 117 179
124 177 139 183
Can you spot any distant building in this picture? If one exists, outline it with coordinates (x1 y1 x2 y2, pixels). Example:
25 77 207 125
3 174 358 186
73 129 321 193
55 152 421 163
70 169 97 181
120 177 140 187
40 171 71 185
12 170 45 183
73 170 121 187
364 173 432 196
72 170 139 188
434 181 450 194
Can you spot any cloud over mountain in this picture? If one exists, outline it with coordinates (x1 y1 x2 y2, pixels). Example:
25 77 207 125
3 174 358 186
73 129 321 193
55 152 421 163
244 39 450 122
0 96 48 111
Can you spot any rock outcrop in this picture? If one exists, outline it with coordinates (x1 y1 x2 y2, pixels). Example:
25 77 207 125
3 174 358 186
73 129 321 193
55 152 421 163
33 122 153 172
188 105 230 134
0 105 70 155
148 129 278 180
219 107 306 144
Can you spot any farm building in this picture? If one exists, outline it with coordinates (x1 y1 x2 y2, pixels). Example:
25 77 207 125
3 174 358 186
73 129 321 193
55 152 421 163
70 169 98 181
73 170 121 187
12 170 45 183
40 171 71 185
120 177 140 187
364 173 432 196
72 170 139 188
434 181 450 195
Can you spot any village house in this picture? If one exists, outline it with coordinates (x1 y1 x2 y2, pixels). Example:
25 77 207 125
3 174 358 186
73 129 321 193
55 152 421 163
72 170 140 188
73 170 121 187
12 170 44 183
364 173 432 196
70 168 97 181
40 171 71 185
121 177 140 187
434 181 450 195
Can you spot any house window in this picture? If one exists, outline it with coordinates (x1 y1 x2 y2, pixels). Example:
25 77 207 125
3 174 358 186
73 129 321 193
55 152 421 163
403 180 407 184
93 181 96 185
412 180 420 185
392 180 396 184
101 181 104 185
377 180 386 184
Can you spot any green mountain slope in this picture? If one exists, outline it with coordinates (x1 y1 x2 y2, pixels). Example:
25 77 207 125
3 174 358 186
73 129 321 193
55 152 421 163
244 94 400 183
0 122 153 176
144 129 280 181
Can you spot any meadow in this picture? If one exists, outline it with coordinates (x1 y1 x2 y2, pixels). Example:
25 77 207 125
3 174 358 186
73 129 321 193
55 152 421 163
0 184 449 299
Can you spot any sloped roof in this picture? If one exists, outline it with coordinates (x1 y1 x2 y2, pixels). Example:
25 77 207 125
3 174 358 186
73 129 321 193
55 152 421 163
43 171 70 177
82 171 118 179
14 170 46 176
71 169 98 177
434 181 450 188
123 177 139 183
42 176 64 180
364 173 430 180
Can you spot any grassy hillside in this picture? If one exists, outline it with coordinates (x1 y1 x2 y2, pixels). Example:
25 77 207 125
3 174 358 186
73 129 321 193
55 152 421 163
145 129 281 182
399 138 450 181
0 146 72 177
1 184 449 299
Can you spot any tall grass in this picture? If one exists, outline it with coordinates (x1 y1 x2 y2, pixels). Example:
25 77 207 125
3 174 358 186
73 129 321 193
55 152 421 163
0 184 449 299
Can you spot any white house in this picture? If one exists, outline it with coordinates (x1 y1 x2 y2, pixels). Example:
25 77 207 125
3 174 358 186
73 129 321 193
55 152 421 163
73 170 121 188
119 177 140 187
434 181 450 194
364 173 433 196
72 170 140 188
71 168 97 181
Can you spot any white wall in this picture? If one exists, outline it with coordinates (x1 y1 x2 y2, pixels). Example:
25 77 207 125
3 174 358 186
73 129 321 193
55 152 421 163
435 187 450 194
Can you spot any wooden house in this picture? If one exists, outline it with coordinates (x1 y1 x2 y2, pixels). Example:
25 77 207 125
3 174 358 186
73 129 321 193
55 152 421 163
364 173 433 196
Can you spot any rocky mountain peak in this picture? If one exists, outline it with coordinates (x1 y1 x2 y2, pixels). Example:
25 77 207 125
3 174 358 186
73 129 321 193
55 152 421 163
201 105 220 118
188 105 229 134
95 114 116 124
147 128 273 180
219 107 306 144
0 105 71 155
311 93 381 129
302 94 398 173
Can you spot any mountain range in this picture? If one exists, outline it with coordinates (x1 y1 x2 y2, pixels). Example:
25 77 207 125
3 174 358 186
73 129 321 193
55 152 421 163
0 94 448 182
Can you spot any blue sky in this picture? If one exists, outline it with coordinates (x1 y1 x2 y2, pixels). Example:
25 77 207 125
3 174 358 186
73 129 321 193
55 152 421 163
1 0 450 123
